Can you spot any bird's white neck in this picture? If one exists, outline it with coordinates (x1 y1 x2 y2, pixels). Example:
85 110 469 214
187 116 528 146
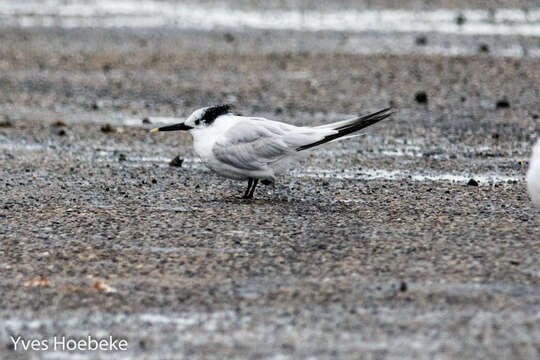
191 115 240 159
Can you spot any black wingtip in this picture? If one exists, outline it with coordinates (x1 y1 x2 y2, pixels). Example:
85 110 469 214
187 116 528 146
296 107 394 151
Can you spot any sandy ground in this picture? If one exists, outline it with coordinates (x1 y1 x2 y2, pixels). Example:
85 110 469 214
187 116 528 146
0 13 540 360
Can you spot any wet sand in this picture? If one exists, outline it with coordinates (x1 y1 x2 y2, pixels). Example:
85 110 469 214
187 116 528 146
1 4 540 359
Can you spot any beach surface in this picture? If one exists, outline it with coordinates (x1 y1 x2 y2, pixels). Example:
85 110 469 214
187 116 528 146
0 1 539 359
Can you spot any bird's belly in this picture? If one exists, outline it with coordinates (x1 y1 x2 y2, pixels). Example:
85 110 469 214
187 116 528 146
193 138 246 180
204 159 249 180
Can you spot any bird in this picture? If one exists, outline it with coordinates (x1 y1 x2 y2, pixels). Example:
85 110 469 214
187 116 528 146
151 104 392 199
527 138 540 208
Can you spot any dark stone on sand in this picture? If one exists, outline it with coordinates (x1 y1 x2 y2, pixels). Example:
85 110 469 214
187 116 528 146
224 33 235 43
423 148 444 157
415 36 427 46
496 99 510 109
100 124 115 133
142 117 151 124
467 179 479 186
415 91 428 104
479 43 490 53
532 114 538 120
118 153 127 162
456 14 466 25
55 128 67 136
51 120 66 127
139 339 147 350
0 118 12 127
400 281 408 292
91 102 100 110
169 156 184 167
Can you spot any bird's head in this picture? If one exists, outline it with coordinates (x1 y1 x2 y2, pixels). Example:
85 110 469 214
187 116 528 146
151 104 232 133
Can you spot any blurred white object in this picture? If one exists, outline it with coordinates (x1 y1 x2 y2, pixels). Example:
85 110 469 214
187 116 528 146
527 138 540 208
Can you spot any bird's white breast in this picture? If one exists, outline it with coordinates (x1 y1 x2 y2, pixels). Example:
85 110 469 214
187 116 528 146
191 115 240 161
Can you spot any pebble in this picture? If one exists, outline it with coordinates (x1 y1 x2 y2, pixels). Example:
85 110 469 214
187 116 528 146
415 36 427 46
101 124 116 133
415 91 428 104
169 156 184 167
496 99 510 109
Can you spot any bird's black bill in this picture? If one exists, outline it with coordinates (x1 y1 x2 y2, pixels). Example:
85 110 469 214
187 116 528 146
150 123 193 132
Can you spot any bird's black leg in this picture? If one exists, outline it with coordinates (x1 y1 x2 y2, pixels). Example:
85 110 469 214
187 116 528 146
242 178 254 199
247 179 259 199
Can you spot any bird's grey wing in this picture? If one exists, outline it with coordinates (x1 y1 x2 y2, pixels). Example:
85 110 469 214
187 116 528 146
212 120 293 171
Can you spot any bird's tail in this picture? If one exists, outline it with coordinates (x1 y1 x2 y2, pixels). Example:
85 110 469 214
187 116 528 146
296 108 393 151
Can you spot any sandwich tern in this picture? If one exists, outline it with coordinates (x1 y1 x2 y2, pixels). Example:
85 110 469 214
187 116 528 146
151 104 392 199
527 138 540 208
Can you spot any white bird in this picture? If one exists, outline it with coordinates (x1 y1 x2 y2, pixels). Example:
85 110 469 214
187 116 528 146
151 104 392 199
527 138 540 208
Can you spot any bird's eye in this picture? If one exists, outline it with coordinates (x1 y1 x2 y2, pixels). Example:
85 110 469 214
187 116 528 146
195 120 200 125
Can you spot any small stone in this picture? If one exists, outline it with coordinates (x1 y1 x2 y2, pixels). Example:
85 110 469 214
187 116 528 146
169 156 184 167
224 33 235 43
415 91 428 104
25 275 51 287
142 117 151 124
100 124 115 133
51 120 66 127
496 99 510 109
479 43 490 53
93 280 117 293
0 115 12 127
467 178 479 186
400 281 408 292
415 36 427 46
456 14 466 25
118 154 127 162
139 339 147 350
56 128 67 136
151 178 157 184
